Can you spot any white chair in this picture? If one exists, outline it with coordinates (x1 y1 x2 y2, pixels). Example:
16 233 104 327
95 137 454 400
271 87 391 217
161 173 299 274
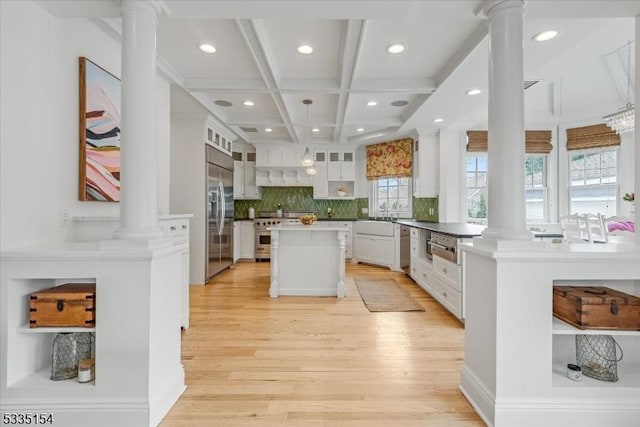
560 214 589 243
602 215 635 243
584 213 606 243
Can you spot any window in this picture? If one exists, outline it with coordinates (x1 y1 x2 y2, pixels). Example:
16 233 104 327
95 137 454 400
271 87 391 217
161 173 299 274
466 154 549 223
525 155 547 222
569 148 617 216
370 177 412 218
466 156 487 222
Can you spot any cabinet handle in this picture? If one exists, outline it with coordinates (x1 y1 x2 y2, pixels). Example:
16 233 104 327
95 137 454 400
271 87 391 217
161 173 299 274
442 267 447 274
181 225 187 230
443 291 448 298
170 226 176 231
422 273 427 278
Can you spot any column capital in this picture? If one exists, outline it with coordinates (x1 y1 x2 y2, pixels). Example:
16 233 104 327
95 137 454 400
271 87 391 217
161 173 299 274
482 0 525 19
119 0 170 19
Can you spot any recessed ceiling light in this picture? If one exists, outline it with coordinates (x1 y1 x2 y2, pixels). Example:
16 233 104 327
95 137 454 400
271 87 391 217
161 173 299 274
386 43 406 54
356 128 365 132
391 100 409 107
264 128 273 132
243 100 254 107
311 128 320 133
532 30 558 42
199 43 216 54
433 118 444 123
297 44 313 55
366 100 378 107
466 89 482 96
214 100 232 107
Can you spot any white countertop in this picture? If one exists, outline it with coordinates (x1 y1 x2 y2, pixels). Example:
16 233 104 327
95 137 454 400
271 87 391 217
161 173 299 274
460 239 640 260
268 224 346 231
0 241 187 261
71 214 193 222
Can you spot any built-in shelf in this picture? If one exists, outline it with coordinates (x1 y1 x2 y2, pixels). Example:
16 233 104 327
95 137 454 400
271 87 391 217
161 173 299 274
19 327 96 334
552 362 640 388
552 317 640 337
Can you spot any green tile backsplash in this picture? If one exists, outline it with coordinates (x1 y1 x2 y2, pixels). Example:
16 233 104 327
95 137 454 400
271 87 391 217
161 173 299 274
235 189 438 222
413 197 438 222
234 187 358 219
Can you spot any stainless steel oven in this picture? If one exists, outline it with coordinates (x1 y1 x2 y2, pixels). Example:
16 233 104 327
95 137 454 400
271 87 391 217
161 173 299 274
253 212 313 261
429 232 458 264
254 218 279 261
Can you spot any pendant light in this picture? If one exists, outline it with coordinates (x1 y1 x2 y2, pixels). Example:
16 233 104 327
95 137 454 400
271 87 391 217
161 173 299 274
301 99 315 169
603 41 635 134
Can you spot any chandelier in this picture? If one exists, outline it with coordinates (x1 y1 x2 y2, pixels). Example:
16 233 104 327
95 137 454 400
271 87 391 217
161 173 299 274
603 41 635 134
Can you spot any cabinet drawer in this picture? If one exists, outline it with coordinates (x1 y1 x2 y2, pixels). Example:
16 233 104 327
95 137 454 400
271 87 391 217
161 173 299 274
433 255 461 291
161 219 189 237
429 275 462 319
410 228 419 238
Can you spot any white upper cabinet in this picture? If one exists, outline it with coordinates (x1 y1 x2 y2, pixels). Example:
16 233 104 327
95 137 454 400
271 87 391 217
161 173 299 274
205 118 232 156
313 150 329 198
233 150 261 199
413 134 438 198
328 150 355 181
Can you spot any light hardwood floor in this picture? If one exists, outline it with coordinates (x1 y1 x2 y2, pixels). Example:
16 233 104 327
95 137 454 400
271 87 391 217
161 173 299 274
161 262 483 426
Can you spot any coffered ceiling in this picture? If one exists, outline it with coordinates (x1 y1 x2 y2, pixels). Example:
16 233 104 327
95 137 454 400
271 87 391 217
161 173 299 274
36 0 640 146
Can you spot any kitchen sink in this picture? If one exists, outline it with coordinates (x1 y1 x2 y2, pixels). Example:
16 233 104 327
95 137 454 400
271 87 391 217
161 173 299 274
355 220 395 236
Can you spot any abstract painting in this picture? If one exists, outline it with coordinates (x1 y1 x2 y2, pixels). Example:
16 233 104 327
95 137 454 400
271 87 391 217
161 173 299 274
79 57 121 201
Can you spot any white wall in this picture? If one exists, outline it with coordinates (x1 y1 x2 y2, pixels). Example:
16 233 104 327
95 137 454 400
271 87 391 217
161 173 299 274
0 1 171 250
439 129 464 222
170 118 207 285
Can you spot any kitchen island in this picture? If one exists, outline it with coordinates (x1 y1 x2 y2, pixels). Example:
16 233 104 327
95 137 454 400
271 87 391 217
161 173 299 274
268 223 347 297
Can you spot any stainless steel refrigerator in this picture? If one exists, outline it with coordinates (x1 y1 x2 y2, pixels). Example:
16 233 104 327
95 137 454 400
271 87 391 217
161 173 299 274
206 145 234 281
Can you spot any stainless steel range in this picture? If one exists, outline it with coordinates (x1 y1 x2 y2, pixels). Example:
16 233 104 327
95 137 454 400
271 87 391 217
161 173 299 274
254 211 312 261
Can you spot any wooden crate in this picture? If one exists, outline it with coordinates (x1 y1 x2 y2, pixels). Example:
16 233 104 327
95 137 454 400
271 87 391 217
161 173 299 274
29 283 96 328
553 286 640 330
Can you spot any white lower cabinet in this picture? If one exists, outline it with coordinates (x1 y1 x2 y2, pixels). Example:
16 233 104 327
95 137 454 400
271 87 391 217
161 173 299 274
240 221 255 260
354 222 407 270
233 221 241 262
408 227 464 321
354 234 394 267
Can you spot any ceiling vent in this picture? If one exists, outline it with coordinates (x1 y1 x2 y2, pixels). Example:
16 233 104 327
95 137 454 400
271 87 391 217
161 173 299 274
524 80 541 90
240 127 258 133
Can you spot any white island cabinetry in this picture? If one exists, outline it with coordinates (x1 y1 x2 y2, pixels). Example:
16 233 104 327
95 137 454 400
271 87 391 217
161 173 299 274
461 243 640 427
0 244 186 427
268 224 346 298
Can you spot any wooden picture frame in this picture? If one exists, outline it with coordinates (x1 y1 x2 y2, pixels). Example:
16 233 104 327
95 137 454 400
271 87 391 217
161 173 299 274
79 57 121 201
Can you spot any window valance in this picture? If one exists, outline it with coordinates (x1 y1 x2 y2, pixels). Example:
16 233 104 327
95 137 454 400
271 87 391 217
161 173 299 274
466 130 553 154
566 124 620 151
366 138 414 180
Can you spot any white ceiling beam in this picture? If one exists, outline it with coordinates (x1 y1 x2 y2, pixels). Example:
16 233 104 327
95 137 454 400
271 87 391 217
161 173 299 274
279 79 341 93
334 19 366 144
350 78 437 94
183 78 268 92
434 22 488 87
236 19 300 143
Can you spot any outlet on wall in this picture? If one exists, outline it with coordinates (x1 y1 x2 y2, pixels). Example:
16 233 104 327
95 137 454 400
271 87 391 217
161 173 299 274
60 209 70 226
428 208 434 216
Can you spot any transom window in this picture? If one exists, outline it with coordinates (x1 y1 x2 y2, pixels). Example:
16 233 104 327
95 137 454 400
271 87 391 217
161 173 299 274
569 148 617 216
370 177 412 218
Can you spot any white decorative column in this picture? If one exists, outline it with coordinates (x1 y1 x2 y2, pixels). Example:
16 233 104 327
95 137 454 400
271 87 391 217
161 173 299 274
480 0 532 243
635 15 639 243
111 0 167 244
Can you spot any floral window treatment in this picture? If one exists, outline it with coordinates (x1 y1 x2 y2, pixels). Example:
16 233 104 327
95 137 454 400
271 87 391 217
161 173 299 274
366 138 414 180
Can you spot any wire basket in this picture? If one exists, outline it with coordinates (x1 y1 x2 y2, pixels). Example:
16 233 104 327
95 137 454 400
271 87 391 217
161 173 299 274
575 335 623 382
